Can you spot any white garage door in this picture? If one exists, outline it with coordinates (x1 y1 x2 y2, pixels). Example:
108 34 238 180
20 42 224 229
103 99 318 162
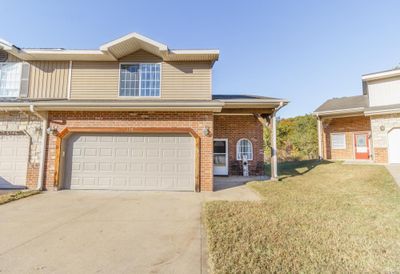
388 128 400 163
64 133 195 191
0 134 30 188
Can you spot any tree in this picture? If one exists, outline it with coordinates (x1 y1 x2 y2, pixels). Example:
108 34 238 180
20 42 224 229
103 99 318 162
264 114 318 162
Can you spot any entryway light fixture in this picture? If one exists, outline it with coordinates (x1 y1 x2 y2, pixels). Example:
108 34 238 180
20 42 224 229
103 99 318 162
380 125 385 131
202 126 211 137
46 126 58 136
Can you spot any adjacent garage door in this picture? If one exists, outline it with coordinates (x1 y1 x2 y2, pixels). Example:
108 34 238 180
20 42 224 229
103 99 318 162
64 133 195 191
388 128 400 164
0 134 30 188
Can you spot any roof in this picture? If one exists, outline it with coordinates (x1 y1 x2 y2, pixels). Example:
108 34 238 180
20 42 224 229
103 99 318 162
0 95 288 112
314 95 368 115
213 94 288 109
213 94 284 101
0 33 219 62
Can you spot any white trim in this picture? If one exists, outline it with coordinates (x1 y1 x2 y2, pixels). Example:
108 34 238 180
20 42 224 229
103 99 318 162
67 60 72 99
118 62 162 98
236 138 253 161
313 107 365 116
100 33 168 52
330 133 346 150
364 108 400 116
362 69 400 81
213 138 229 176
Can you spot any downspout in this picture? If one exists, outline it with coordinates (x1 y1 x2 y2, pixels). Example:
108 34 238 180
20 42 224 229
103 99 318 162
30 105 48 190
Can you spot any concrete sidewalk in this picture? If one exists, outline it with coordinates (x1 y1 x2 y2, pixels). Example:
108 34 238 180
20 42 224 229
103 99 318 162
386 164 400 187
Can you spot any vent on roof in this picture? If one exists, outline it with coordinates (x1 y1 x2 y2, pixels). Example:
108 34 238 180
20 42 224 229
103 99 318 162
0 50 8 62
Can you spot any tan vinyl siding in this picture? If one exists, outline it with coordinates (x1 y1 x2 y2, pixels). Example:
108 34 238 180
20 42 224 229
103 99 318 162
6 53 21 62
119 49 162 63
70 61 119 99
29 61 69 98
161 62 211 100
69 51 212 100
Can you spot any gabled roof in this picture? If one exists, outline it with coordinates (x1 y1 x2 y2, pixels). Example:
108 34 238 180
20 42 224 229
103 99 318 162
0 33 219 62
314 95 368 115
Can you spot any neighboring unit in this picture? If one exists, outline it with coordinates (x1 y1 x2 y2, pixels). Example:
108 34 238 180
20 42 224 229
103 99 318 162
0 33 287 191
314 67 400 164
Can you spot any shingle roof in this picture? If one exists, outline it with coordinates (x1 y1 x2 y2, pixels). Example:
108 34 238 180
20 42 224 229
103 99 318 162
314 95 368 113
212 94 284 101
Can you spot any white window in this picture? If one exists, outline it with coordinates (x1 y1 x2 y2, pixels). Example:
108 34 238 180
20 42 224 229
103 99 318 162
0 63 22 97
236 139 253 160
331 133 346 149
119 63 161 97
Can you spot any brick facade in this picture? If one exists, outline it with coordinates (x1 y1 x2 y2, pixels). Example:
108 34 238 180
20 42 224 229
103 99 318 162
322 116 371 160
44 111 214 191
0 112 43 189
370 113 400 163
214 115 264 176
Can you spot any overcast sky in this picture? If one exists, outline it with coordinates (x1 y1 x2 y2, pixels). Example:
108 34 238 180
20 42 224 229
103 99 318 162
1 0 399 117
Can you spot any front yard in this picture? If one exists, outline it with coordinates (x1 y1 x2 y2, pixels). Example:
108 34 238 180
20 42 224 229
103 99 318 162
204 161 400 273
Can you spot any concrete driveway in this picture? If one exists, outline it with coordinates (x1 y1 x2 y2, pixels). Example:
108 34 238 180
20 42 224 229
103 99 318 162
0 185 260 273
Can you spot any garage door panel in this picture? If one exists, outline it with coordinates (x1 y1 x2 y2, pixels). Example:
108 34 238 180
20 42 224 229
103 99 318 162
65 133 195 191
0 134 29 188
388 128 400 164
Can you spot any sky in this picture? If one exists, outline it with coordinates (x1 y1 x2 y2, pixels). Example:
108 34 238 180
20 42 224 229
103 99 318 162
1 0 399 117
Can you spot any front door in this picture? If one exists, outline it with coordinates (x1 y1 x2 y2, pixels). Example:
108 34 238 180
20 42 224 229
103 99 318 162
354 133 369 160
213 139 228 175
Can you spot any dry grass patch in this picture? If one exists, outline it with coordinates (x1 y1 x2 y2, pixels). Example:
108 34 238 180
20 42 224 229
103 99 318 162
204 161 400 273
0 190 40 205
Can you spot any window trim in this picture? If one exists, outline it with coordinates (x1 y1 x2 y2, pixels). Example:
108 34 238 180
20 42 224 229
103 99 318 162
236 138 253 161
118 62 162 99
331 133 346 150
0 62 23 98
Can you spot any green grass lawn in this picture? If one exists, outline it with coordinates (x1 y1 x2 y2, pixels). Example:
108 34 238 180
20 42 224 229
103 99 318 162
204 161 400 273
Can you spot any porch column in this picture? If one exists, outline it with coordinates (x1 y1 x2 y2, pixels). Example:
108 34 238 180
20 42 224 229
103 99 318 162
317 116 323 160
270 111 278 179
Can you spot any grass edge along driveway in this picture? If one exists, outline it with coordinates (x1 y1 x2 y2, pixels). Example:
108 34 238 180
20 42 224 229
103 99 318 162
204 161 400 273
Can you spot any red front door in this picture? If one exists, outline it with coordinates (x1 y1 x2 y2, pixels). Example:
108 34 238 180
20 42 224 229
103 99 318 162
354 133 369 160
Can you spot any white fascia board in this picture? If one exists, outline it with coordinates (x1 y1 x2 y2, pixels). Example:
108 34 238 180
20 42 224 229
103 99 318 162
313 107 365 116
362 69 400 81
100 32 168 52
169 49 220 55
364 108 400 116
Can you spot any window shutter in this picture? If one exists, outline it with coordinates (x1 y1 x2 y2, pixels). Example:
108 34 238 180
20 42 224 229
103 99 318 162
19 62 30 98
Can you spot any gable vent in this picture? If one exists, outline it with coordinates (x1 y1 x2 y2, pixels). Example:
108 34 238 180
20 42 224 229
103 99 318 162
0 50 8 62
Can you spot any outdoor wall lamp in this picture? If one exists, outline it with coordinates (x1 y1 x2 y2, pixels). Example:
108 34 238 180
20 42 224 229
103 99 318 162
380 125 385 131
202 126 211 137
46 126 58 136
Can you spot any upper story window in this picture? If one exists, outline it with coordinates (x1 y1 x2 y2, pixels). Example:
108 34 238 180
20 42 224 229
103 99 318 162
0 63 22 97
119 63 161 97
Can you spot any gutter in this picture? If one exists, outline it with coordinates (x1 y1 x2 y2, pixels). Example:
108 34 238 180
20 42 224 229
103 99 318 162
312 107 365 117
29 105 48 191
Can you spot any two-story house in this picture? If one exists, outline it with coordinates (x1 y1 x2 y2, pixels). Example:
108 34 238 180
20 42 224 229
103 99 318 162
314 67 400 164
0 33 287 192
